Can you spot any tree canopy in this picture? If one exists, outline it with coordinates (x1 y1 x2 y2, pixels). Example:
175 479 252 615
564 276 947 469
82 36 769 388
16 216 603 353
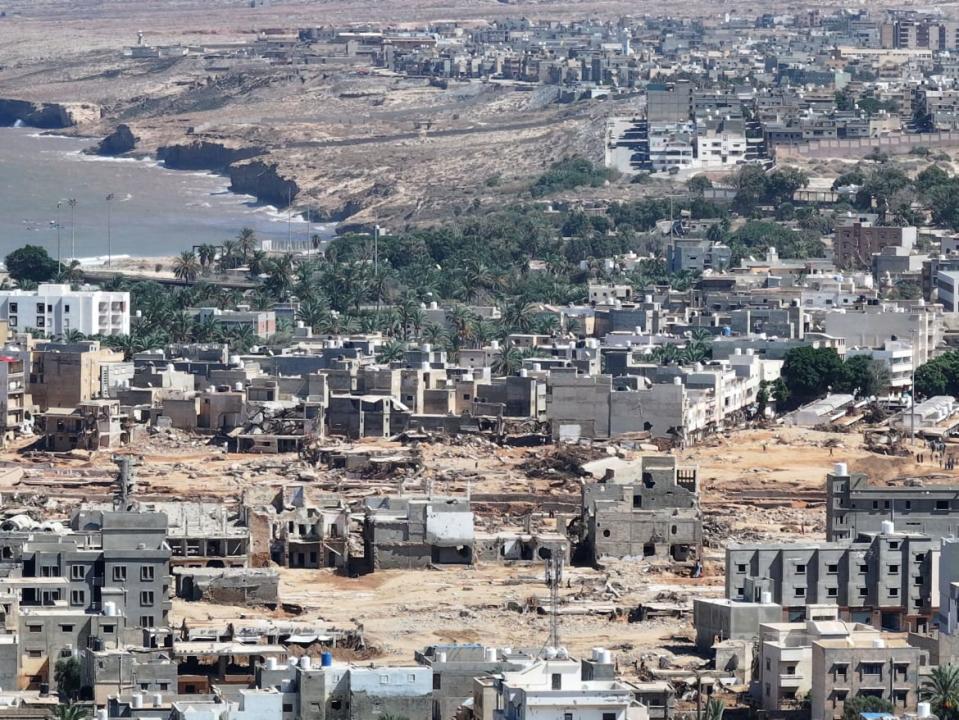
5 245 59 284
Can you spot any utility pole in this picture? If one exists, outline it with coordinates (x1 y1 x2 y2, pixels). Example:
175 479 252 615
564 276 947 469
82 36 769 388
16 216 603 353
287 187 293 252
545 552 563 649
55 201 63 273
105 193 115 267
68 198 78 261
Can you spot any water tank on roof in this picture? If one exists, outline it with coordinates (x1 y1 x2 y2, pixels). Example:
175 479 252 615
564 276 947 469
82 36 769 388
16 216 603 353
761 591 773 604
132 693 143 709
919 702 932 718
267 657 278 671
834 462 848 476
872 638 886 649
722 326 731 336
484 647 497 663
881 520 895 535
300 656 312 671
321 651 333 667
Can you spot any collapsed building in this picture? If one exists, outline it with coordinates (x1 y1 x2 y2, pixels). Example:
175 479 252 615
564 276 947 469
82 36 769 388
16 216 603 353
579 456 702 563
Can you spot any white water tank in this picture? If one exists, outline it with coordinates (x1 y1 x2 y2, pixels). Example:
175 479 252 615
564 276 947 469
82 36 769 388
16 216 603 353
833 462 848 476
673 377 682 385
97 710 108 720
918 702 932 718
872 638 886 649
422 343 432 353
761 591 773 604
436 651 447 663
153 693 162 707
300 656 312 671
267 657 278 671
103 601 117 617
557 647 569 659
544 646 558 659
598 648 612 664
881 520 895 535
132 693 143 709
484 647 497 663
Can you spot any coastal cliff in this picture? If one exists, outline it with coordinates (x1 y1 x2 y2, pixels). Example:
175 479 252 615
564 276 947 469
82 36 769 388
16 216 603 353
93 124 137 155
157 141 263 171
0 99 99 128
229 160 299 207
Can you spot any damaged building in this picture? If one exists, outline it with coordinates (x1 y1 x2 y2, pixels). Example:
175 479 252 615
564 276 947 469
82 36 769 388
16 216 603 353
579 456 702 563
363 496 474 570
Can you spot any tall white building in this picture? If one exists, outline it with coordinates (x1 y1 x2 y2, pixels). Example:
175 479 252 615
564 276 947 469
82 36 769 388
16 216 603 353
0 284 130 337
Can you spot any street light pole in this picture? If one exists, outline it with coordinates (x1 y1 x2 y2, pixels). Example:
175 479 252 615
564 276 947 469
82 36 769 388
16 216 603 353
105 193 115 267
55 201 62 273
68 198 78 261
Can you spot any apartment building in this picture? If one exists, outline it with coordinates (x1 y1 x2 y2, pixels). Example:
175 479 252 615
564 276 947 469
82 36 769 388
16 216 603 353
810 635 924 720
726 523 938 632
822 301 942 367
845 340 913 394
834 223 917 270
29 341 126 410
0 284 130 337
826 464 959 541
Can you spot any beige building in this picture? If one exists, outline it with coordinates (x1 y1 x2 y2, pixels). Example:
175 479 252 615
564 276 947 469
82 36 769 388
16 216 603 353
29 341 125 411
810 635 925 720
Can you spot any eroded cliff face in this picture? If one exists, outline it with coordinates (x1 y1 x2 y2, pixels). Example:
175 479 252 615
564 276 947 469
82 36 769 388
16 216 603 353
0 99 99 128
156 141 264 171
228 160 299 207
92 124 137 155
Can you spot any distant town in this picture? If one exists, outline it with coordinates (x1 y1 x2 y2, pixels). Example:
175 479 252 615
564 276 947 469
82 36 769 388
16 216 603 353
8 3 959 720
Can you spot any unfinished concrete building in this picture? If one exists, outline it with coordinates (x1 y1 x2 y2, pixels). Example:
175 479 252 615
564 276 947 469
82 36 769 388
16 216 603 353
580 456 702 563
243 485 350 570
827 462 959 541
150 502 250 569
363 496 474 570
726 524 938 632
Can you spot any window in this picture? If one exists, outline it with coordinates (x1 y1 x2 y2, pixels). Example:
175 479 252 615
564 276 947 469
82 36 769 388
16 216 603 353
70 590 84 606
905 500 912 510
795 564 806 574
102 624 115 634
889 587 899 597
827 587 838 597
603 714 617 720
433 675 441 690
859 564 869 574
46 304 52 313
27 649 42 658
889 565 900 575
937 500 950 510
64 304 70 313
859 587 868 597
736 564 746 573
35 316 44 328
795 587 806 597
633 494 642 509
565 714 574 720
28 624 41 633
139 615 154 628
70 565 85 580
861 663 883 675
35 303 44 314
9 303 16 313
552 673 562 690
59 624 74 633
141 566 155 581
827 564 838 575
140 591 154 606
8 317 15 328
889 541 899 550
113 566 127 581
283 704 294 713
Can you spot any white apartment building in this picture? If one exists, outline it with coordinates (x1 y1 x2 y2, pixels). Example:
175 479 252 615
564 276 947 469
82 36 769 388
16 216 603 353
648 123 696 173
0 284 130 337
936 270 959 312
695 127 747 168
846 339 913 394
822 302 942 367
490 654 646 720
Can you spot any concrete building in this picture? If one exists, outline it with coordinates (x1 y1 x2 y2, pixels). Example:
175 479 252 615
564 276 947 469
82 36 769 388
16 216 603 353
834 223 917 270
845 340 913 394
822 302 942 367
29 341 126 410
693 597 783 651
827 464 959 541
726 523 939 632
0 284 130 337
666 239 732 274
580 456 701 563
363 496 474 570
810 635 924 720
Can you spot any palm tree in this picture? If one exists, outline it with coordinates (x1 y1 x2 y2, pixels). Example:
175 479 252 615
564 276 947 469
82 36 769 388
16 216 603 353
447 306 476 348
376 339 407 364
55 260 84 285
197 244 217 272
169 311 193 343
237 227 258 260
265 254 296 301
703 697 724 720
422 323 448 349
173 251 201 283
61 329 86 343
247 249 268 277
923 664 959 720
492 345 523 376
502 300 535 334
226 324 258 352
650 344 681 365
49 703 89 720
533 313 560 336
296 297 328 332
219 239 241 271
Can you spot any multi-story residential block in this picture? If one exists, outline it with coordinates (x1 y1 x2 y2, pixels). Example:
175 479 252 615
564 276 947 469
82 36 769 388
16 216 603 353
727 520 938 632
822 301 942 366
834 223 917 270
810 635 924 720
827 464 959 541
29 341 126 410
581 456 701 563
0 284 130 337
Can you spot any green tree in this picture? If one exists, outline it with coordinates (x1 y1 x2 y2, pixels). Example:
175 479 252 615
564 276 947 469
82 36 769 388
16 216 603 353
780 347 845 410
703 697 725 720
49 703 89 720
687 175 713 195
914 351 959 398
54 656 83 702
837 355 891 398
841 694 894 720
5 245 59 284
492 345 523 376
923 664 959 720
172 251 201 283
530 157 616 198
376 339 407 364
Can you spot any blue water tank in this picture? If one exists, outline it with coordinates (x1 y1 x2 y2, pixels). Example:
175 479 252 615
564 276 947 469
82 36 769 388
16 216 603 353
722 326 732 336
321 651 333 667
